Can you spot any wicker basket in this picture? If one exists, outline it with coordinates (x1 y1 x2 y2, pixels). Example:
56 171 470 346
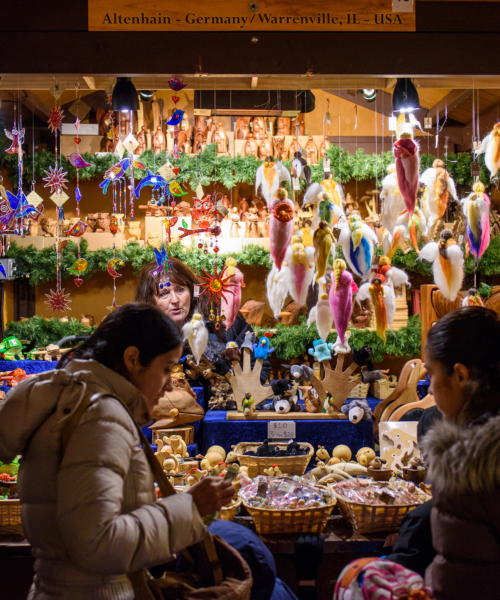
331 490 418 533
242 496 335 534
371 380 397 400
220 498 242 521
347 381 369 399
234 442 314 476
0 499 23 536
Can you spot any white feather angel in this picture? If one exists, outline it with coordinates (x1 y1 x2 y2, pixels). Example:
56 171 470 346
266 263 289 318
303 174 345 222
418 230 464 301
394 207 428 254
461 181 491 261
307 293 334 342
382 224 406 260
476 123 500 179
182 313 208 365
255 160 291 203
420 159 458 229
356 278 396 340
282 235 315 306
336 214 379 280
380 164 405 235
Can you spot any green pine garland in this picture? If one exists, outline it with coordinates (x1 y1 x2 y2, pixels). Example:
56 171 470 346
253 315 422 362
6 316 96 348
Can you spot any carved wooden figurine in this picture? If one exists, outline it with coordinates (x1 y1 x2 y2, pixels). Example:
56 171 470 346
252 116 266 140
273 136 287 161
246 207 260 238
230 207 242 238
213 122 228 153
244 134 258 157
136 126 147 155
235 117 250 140
288 136 301 159
291 114 305 136
320 135 330 158
259 137 273 160
153 125 166 153
276 117 291 136
305 135 318 165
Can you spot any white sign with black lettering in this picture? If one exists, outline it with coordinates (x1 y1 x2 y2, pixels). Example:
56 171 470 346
268 421 296 440
292 177 301 191
323 158 331 172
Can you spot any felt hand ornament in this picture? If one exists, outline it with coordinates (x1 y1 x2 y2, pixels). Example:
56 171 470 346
182 313 208 365
266 264 289 318
419 230 464 301
269 188 295 270
329 259 358 354
476 123 500 178
380 163 405 235
283 235 315 305
220 257 245 329
393 133 419 218
461 182 491 261
255 160 291 203
313 221 336 284
420 159 458 230
337 214 379 280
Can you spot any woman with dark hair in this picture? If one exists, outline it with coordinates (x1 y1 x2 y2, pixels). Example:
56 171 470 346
0 303 234 600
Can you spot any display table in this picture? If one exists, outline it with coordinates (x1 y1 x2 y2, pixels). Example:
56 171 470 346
202 396 382 456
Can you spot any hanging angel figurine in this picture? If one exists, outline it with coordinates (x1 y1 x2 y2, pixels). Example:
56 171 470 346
282 235 315 306
255 159 291 204
373 255 410 291
419 229 464 301
380 163 405 236
307 293 334 343
182 313 209 365
393 207 428 254
336 213 379 280
266 263 289 319
313 220 336 284
356 275 394 343
303 172 344 216
461 181 490 262
393 132 420 219
476 122 500 179
420 158 458 230
329 259 358 353
269 188 295 270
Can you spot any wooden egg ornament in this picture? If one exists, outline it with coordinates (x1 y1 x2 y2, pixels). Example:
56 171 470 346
207 445 227 462
327 457 341 466
316 446 330 462
331 445 352 462
355 447 376 466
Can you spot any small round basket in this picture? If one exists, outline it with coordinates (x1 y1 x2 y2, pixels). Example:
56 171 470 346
0 499 23 536
220 498 242 521
234 442 313 476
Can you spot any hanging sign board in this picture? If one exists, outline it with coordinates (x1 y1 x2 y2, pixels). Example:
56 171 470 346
89 0 415 32
268 421 296 440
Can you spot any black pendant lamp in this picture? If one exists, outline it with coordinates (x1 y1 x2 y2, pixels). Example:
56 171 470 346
392 78 420 113
112 77 140 111
299 90 316 113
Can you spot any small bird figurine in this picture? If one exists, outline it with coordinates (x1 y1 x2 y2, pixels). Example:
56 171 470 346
168 180 187 197
67 258 88 275
100 158 146 194
166 109 184 127
67 152 91 169
63 220 87 237
254 334 275 360
243 392 255 416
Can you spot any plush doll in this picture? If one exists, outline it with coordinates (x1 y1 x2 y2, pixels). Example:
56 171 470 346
270 379 293 396
282 235 315 305
419 229 464 301
308 293 334 343
356 276 393 342
269 188 295 271
182 313 208 365
221 341 241 363
476 122 500 178
272 396 291 414
393 132 419 218
420 158 458 230
220 257 245 329
288 364 314 382
380 163 405 235
360 370 389 384
461 181 491 261
255 160 291 203
336 214 379 280
352 346 374 371
304 173 344 216
308 339 334 362
330 259 358 354
266 263 289 318
461 287 484 308
340 399 373 424
254 334 275 360
313 220 336 283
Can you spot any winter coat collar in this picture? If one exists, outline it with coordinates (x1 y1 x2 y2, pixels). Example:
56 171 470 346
63 359 151 427
421 412 500 496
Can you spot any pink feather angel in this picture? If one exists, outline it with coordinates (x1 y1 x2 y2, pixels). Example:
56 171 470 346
269 188 295 270
220 257 245 329
394 133 419 218
329 259 358 354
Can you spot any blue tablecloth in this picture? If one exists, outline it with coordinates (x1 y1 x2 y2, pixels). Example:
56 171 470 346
202 396 382 458
0 359 57 394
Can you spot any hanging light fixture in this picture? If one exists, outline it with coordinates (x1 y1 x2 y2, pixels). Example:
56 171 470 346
138 90 155 102
362 89 377 103
392 78 420 113
298 90 316 113
112 77 139 111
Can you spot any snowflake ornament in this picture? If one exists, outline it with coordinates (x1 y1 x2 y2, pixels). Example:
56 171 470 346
43 166 68 194
45 288 72 315
48 106 64 133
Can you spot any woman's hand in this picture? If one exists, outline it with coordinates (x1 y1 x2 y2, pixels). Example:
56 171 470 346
187 477 235 517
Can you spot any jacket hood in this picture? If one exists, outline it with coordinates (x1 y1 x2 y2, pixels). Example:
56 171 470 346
421 413 500 497
0 359 149 463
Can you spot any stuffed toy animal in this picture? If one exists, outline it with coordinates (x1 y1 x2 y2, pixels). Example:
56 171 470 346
221 341 241 363
254 334 275 360
308 339 334 362
289 364 314 382
352 346 374 371
340 399 373 424
360 370 389 384
270 379 293 396
272 396 291 414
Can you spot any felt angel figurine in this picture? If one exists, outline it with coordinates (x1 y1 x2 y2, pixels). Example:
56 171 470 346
303 172 344 214
220 257 245 329
336 214 379 280
476 122 500 179
382 224 406 260
461 181 491 261
380 163 405 235
419 229 464 301
393 132 419 218
266 263 289 318
356 276 393 343
182 313 208 365
255 159 291 203
291 152 311 186
269 188 295 270
282 235 315 306
462 287 484 308
373 255 410 290
394 207 428 254
313 220 336 284
307 293 334 342
329 259 358 354
420 159 458 230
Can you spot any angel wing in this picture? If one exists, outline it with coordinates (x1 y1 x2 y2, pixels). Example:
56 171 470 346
335 182 345 203
278 162 292 187
303 182 323 206
4 129 13 141
418 241 439 264
181 320 194 342
266 264 288 318
388 266 410 289
476 133 491 156
355 282 371 305
447 243 464 266
419 167 437 188
307 305 317 328
361 223 379 246
446 176 458 201
384 285 396 327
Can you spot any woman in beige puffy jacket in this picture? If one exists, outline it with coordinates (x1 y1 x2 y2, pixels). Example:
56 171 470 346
0 303 234 600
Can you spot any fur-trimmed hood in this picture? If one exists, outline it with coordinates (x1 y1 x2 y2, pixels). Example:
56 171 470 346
421 413 500 497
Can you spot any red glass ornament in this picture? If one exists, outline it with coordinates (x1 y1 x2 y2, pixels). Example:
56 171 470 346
74 277 83 287
110 215 119 236
74 137 82 145
214 246 219 253
172 96 180 104
198 243 203 249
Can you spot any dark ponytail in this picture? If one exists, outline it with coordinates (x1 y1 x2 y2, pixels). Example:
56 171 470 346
58 302 182 375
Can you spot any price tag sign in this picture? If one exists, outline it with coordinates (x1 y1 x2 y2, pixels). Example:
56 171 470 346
392 0 413 12
424 117 432 129
293 177 301 191
471 162 480 176
323 158 331 171
268 421 296 440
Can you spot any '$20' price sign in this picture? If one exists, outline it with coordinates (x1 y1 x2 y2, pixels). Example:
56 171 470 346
268 421 296 440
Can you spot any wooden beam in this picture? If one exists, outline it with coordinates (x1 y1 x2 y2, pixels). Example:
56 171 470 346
251 77 258 89
83 76 96 90
429 89 473 124
22 90 51 119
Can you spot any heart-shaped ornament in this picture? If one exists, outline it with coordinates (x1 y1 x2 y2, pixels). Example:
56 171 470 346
173 167 180 175
172 96 180 104
74 137 82 145
74 277 83 287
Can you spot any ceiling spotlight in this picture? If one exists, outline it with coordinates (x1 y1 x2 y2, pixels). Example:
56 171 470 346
112 77 139 111
139 90 155 102
362 89 377 103
392 78 420 113
298 90 316 114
